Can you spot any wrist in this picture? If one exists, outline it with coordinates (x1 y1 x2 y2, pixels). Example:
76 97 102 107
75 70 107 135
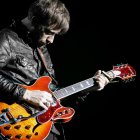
22 89 30 101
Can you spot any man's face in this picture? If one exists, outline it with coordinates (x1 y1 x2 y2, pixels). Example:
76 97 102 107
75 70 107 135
38 29 61 47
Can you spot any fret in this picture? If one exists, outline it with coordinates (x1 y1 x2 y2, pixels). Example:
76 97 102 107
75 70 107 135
54 78 94 100
86 80 90 86
80 83 84 88
64 88 69 93
72 87 76 91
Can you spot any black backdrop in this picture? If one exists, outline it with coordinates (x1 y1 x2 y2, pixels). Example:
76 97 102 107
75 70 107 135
0 0 139 140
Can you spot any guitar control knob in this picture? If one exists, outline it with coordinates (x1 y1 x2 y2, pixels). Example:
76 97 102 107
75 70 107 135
26 134 32 139
15 134 22 139
25 125 31 130
14 125 21 129
57 112 62 116
4 125 11 130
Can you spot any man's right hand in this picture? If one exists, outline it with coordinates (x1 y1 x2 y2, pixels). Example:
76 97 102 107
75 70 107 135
22 89 54 110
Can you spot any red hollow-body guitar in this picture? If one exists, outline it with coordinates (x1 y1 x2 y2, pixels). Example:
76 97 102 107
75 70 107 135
0 64 136 140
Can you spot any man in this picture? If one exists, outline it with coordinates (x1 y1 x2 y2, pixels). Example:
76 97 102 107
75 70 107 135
0 0 110 139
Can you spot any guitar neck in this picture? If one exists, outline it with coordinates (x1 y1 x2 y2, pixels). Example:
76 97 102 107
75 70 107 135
53 77 94 100
53 64 136 100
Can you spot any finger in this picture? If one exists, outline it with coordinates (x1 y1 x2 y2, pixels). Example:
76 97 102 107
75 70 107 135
94 70 102 76
96 80 104 88
45 96 53 103
96 81 104 91
45 102 51 107
95 75 109 85
39 102 48 110
41 92 53 103
43 91 52 97
98 76 109 86
42 97 52 105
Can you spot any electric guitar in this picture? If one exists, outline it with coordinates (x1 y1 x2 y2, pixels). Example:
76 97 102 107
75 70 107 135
0 64 136 140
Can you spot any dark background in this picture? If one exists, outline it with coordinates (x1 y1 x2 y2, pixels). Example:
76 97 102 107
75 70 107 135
0 0 139 140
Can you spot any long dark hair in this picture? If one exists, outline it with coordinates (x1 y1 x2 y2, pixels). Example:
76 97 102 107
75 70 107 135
28 0 70 34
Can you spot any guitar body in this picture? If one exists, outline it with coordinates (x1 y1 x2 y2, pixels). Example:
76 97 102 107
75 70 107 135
0 76 75 140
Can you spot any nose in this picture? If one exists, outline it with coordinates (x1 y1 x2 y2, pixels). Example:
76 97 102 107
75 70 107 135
46 35 55 44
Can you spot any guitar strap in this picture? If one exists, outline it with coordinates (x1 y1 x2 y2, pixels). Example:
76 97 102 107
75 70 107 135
37 47 58 85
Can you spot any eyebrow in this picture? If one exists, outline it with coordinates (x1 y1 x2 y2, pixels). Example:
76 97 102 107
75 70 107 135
45 29 60 35
51 30 60 35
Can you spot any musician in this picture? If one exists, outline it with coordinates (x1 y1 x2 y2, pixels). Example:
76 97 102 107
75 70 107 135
0 0 110 139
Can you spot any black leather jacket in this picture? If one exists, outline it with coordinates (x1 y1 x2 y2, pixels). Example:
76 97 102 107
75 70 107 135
0 21 88 137
0 23 55 103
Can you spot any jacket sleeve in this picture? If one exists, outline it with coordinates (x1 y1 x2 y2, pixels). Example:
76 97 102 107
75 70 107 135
0 31 26 102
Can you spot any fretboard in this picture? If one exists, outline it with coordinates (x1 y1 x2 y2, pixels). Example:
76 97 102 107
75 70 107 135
53 78 94 100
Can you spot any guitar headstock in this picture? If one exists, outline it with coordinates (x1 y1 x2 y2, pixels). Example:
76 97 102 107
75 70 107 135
112 64 136 82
